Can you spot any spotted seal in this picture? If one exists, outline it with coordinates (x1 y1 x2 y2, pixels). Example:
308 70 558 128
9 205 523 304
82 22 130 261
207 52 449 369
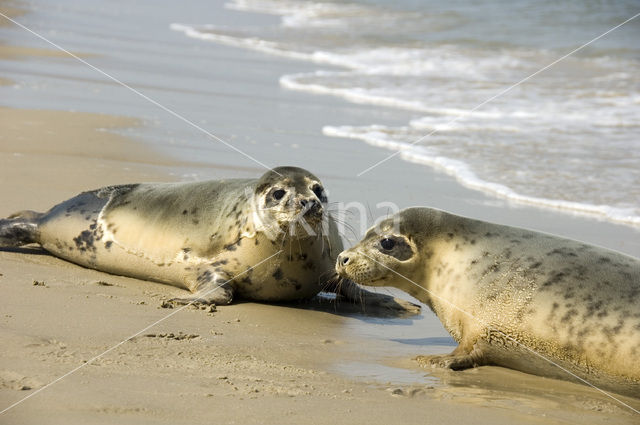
0 166 418 313
336 207 640 398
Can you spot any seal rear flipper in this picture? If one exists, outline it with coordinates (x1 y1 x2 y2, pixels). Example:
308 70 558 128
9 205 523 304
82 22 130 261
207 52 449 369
0 211 43 247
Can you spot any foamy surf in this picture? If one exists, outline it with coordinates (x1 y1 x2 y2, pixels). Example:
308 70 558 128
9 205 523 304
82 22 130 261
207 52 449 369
170 0 640 228
324 125 640 227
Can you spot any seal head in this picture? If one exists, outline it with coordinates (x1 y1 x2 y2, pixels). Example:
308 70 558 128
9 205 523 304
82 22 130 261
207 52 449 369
336 208 429 294
254 166 327 239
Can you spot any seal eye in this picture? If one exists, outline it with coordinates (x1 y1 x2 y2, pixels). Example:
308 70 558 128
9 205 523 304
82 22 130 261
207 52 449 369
272 189 286 201
380 238 395 250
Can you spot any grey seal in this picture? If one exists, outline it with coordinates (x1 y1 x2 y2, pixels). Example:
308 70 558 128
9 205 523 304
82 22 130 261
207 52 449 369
0 166 418 313
336 207 640 398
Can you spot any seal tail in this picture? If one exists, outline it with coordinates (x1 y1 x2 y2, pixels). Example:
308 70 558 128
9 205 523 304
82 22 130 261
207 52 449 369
0 210 43 247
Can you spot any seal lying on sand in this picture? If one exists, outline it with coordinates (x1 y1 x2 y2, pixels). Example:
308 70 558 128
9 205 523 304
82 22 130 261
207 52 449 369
0 166 418 313
336 207 640 398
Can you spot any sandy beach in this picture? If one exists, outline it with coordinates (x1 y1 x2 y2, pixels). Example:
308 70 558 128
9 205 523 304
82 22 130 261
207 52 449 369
1 0 639 424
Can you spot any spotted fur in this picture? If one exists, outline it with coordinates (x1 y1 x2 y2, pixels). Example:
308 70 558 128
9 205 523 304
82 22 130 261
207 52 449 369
1 168 419 314
337 207 640 398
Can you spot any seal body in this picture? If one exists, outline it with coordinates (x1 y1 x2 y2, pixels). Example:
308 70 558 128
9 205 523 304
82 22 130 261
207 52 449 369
0 167 418 312
336 207 640 398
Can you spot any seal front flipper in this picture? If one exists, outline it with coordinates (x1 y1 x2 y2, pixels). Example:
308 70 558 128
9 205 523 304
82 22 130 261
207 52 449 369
168 285 234 307
169 268 235 306
325 276 421 316
416 344 487 370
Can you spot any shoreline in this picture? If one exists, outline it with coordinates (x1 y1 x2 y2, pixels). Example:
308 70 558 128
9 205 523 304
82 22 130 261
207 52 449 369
1 1 639 424
1 0 638 256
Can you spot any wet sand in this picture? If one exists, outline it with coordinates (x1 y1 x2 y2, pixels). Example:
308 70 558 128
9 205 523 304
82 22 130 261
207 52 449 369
1 0 639 423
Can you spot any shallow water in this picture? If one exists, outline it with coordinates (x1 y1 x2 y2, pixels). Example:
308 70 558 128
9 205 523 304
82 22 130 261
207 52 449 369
312 289 456 385
305 290 640 418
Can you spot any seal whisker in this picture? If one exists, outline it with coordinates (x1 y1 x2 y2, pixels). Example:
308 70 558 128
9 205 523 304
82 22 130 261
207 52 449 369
328 216 358 241
295 234 303 256
325 208 355 216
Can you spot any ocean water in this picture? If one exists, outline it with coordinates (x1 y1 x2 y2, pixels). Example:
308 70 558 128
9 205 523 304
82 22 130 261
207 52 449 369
171 0 640 227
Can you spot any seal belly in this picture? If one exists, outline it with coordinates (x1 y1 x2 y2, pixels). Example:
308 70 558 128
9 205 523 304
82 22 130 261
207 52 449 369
36 190 194 289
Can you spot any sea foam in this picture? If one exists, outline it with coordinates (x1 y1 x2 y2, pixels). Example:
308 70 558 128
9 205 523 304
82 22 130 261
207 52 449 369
323 125 640 227
170 0 640 228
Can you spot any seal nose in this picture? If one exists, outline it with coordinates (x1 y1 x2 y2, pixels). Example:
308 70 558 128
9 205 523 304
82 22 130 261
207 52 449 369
337 253 350 267
300 198 321 214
